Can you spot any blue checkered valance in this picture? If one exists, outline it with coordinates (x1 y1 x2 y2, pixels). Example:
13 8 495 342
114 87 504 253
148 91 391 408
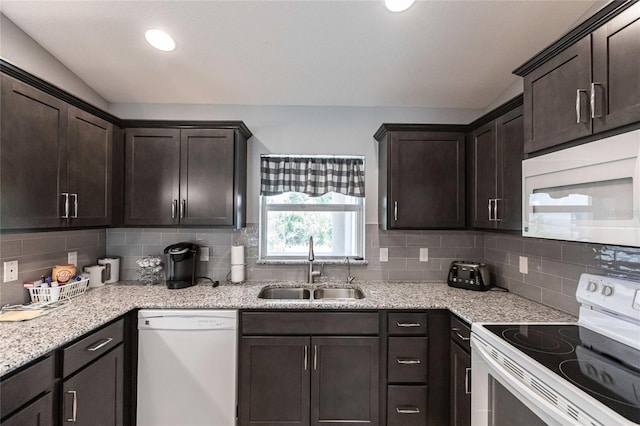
260 155 365 197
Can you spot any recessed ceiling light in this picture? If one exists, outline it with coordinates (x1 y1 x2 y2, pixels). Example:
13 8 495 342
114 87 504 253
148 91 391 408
385 0 416 13
145 29 176 52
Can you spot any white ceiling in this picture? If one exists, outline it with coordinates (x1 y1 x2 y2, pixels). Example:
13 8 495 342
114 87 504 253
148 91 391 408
1 0 600 109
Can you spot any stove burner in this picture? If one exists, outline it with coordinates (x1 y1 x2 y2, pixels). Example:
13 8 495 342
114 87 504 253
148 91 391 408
559 359 640 409
501 327 574 354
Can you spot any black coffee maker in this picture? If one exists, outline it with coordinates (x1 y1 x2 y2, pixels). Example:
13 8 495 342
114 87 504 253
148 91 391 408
164 243 200 289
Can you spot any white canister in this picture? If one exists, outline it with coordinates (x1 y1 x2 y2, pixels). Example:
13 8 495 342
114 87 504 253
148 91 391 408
84 264 107 288
98 257 120 283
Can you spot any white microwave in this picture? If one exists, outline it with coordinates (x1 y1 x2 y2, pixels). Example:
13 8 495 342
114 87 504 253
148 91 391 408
522 129 640 247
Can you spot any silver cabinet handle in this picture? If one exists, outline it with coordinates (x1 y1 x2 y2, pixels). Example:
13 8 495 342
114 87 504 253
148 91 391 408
396 358 421 364
394 201 398 221
591 82 603 118
70 193 78 218
171 200 177 219
487 199 493 221
396 407 421 414
396 322 421 328
86 337 113 352
61 193 70 218
465 367 472 395
576 89 588 123
304 345 308 371
494 198 501 222
66 390 77 422
313 345 318 370
452 328 470 341
180 199 186 218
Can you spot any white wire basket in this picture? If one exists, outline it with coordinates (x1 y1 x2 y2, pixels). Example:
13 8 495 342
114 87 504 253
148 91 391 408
28 278 90 303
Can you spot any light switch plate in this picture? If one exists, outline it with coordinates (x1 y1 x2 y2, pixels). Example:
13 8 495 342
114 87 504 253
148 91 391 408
519 256 528 274
379 248 388 262
4 260 18 283
200 246 210 261
68 251 78 266
420 248 429 262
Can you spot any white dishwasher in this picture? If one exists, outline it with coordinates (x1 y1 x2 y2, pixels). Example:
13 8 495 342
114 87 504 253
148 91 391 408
137 309 238 426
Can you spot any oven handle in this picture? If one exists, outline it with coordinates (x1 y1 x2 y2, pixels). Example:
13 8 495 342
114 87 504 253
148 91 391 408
471 335 597 426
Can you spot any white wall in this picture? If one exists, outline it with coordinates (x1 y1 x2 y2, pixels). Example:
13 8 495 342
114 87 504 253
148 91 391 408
111 103 483 223
0 13 108 110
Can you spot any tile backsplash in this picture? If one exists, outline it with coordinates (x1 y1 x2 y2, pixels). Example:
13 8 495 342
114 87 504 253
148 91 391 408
3 224 640 317
0 229 106 306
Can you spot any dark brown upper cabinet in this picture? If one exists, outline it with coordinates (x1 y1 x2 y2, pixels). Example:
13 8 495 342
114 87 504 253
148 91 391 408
0 74 112 230
375 125 466 230
470 103 524 231
515 2 640 154
123 124 249 228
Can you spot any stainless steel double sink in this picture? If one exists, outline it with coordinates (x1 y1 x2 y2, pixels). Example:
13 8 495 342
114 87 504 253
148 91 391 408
258 286 365 301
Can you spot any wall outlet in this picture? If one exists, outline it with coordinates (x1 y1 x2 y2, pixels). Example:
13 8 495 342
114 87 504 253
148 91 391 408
200 246 210 261
419 248 429 262
4 260 18 283
379 248 388 262
519 256 529 274
68 251 78 266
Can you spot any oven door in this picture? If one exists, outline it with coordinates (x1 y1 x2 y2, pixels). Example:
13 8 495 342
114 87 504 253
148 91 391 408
471 335 584 426
522 129 640 246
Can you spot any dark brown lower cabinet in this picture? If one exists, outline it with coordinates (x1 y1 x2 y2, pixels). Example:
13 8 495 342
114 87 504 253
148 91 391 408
2 392 53 426
239 335 379 426
450 315 471 426
62 345 124 426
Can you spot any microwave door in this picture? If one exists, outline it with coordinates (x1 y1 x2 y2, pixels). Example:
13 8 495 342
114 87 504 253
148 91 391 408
522 130 640 246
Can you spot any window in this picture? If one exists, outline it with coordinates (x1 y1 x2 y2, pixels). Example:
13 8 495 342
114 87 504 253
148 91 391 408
259 155 365 260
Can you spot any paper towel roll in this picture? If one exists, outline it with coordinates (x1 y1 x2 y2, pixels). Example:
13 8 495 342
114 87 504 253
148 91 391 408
231 264 245 283
231 245 245 265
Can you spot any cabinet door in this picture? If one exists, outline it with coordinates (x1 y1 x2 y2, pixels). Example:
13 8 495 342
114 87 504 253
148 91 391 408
389 132 465 229
523 36 592 153
450 342 471 426
592 4 640 133
471 122 497 229
239 336 311 426
61 345 123 426
67 107 112 227
179 129 235 226
0 74 68 229
496 106 524 231
2 392 53 426
124 128 180 226
311 337 379 426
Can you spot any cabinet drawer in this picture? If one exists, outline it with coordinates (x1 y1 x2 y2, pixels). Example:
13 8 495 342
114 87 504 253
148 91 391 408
450 315 471 353
387 385 428 426
62 318 124 378
242 312 379 335
0 355 54 418
388 313 428 336
388 337 428 383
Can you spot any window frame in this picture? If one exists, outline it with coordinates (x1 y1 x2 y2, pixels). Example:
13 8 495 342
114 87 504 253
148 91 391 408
258 193 365 261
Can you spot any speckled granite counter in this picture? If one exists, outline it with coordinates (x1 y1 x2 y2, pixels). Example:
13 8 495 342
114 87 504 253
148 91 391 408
0 280 576 376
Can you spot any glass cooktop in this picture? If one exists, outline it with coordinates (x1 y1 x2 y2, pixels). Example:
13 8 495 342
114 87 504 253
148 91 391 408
484 324 640 424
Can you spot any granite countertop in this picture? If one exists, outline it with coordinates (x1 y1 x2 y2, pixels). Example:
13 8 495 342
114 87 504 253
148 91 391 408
0 280 576 376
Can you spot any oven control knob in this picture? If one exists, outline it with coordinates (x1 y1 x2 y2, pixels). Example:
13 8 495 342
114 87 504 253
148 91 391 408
601 285 614 297
587 281 598 292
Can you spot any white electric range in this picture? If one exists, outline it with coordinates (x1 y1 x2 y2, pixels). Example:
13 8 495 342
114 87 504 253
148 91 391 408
471 273 640 425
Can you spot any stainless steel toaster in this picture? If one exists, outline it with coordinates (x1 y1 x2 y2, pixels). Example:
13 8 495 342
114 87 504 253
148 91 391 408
447 260 491 291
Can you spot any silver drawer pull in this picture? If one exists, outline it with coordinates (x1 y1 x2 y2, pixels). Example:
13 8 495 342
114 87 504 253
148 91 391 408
397 358 421 364
66 390 77 422
452 328 470 341
396 322 421 328
86 337 113 352
396 407 420 414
